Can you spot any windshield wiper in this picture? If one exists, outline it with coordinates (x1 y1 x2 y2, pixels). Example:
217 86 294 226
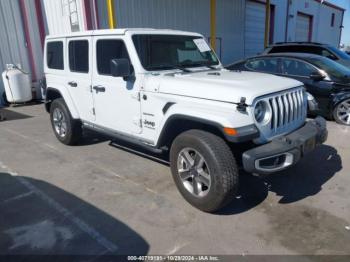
147 64 192 73
179 62 218 70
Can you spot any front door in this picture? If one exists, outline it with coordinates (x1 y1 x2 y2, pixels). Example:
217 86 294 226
66 37 95 122
91 36 141 134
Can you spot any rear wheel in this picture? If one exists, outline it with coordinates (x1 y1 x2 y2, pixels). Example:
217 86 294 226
170 130 239 212
50 98 82 145
333 98 350 125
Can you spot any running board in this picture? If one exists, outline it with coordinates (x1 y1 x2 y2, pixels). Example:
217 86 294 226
83 122 165 154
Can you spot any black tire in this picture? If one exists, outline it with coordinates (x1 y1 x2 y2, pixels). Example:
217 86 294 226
170 130 239 212
50 98 82 145
333 98 350 126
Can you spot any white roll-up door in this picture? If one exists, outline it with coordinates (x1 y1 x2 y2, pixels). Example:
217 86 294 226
245 0 265 57
296 13 312 42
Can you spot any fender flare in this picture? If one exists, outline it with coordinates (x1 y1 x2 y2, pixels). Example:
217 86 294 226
156 113 259 148
46 86 80 119
331 91 350 108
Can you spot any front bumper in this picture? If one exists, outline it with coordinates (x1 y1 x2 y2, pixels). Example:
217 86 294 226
242 116 328 175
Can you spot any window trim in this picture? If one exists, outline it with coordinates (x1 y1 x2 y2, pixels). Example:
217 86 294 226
68 39 90 74
46 41 64 70
96 38 131 76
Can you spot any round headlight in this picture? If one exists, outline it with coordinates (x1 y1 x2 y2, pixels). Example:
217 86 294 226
254 101 270 124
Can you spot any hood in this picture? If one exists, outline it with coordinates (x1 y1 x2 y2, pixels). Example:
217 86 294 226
153 70 302 105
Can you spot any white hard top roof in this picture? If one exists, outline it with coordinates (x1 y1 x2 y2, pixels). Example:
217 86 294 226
45 28 202 40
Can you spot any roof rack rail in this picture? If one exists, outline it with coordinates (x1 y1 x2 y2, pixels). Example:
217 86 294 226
274 42 325 45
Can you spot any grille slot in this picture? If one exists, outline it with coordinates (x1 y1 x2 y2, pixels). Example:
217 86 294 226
255 87 307 142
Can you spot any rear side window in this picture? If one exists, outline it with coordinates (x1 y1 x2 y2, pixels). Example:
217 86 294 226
47 41 63 70
69 40 89 73
96 40 130 75
245 58 279 73
281 59 316 77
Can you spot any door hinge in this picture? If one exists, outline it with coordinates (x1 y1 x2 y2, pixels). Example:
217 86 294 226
132 92 141 101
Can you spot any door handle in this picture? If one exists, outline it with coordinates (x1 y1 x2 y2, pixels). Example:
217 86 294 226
68 81 77 87
92 85 106 93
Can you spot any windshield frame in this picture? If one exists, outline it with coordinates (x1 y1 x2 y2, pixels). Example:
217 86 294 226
131 33 221 72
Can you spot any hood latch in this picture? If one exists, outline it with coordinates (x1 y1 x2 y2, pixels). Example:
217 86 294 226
237 97 248 113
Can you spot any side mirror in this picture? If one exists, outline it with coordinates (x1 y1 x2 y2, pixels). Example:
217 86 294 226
310 72 325 81
110 58 131 79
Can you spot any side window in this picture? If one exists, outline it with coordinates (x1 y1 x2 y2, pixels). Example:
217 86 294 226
245 58 279 73
282 59 316 77
69 40 89 73
47 41 64 70
97 40 130 75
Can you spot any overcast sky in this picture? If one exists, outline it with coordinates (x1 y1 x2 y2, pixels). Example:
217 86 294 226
329 0 350 45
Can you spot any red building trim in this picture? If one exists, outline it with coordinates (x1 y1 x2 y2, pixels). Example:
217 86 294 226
19 0 37 82
269 4 275 44
93 0 99 29
339 10 344 47
83 0 93 30
285 0 290 42
34 0 46 49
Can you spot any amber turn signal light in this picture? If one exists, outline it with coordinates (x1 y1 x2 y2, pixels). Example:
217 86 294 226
223 127 238 136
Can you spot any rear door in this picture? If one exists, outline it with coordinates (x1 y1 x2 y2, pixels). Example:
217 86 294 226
66 37 94 122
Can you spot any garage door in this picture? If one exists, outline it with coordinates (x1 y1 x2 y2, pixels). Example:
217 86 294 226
245 1 265 57
296 13 312 42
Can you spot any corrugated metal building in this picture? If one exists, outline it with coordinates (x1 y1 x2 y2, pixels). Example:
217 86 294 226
0 0 346 105
42 0 347 63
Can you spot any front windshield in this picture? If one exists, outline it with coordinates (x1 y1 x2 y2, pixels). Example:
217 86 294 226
308 57 350 80
132 34 219 71
327 46 350 60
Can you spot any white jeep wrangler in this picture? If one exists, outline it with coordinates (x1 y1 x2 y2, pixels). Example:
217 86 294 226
43 29 327 212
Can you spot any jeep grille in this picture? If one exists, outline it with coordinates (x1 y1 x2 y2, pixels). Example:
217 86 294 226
255 87 307 143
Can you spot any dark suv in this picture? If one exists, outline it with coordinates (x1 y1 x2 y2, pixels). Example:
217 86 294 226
264 42 350 68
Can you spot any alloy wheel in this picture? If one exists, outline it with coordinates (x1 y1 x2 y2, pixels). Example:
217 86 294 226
53 107 67 137
336 99 350 125
177 148 211 197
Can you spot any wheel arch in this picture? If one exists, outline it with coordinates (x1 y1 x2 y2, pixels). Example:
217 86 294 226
156 114 228 149
332 91 350 108
45 87 79 119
